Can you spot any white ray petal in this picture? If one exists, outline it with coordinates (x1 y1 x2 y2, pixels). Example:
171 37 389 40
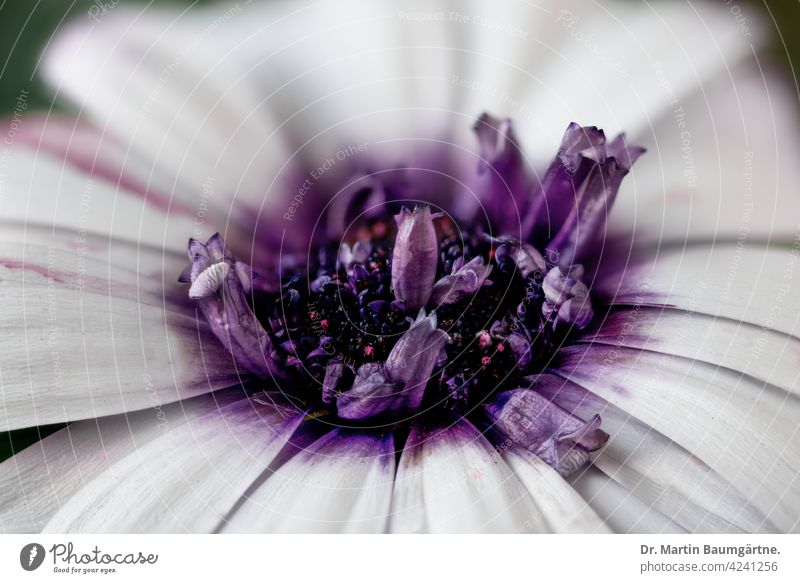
502 446 610 533
535 373 776 533
580 307 800 396
597 243 800 338
568 465 686 533
221 429 395 533
42 7 295 223
0 246 241 430
615 61 800 243
43 398 303 533
9 115 202 225
551 345 800 532
0 391 241 533
0 223 185 293
182 0 763 161
0 145 222 251
38 0 765 231
0 235 186 315
390 419 545 533
513 1 765 158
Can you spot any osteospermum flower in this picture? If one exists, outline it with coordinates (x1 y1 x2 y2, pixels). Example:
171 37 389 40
1 0 799 533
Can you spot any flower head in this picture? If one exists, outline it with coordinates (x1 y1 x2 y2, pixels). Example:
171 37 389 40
177 117 629 481
1 0 798 536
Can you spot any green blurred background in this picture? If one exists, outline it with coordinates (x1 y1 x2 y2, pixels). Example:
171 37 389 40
0 0 798 461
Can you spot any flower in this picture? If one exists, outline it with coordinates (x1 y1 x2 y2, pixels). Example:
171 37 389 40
391 205 439 311
1 0 799 534
431 255 493 305
541 264 593 330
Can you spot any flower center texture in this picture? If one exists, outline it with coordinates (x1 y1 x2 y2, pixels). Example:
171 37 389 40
273 212 588 415
179 114 644 476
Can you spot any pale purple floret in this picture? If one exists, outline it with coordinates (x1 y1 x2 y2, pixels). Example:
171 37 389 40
474 113 533 235
337 310 449 420
337 240 371 271
523 123 645 265
391 206 438 312
431 255 493 305
336 362 401 420
494 240 547 279
484 389 609 477
321 361 345 404
180 233 282 378
541 264 594 330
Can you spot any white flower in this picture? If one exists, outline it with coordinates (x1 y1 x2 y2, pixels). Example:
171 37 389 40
0 0 799 534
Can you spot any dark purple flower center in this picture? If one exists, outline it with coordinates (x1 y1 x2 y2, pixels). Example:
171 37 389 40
179 114 644 476
264 214 565 417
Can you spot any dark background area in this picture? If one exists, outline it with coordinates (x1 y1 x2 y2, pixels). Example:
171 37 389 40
0 0 798 461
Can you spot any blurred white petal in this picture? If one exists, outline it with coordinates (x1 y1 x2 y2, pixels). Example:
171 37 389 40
42 8 294 223
39 1 775 228
616 62 800 243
